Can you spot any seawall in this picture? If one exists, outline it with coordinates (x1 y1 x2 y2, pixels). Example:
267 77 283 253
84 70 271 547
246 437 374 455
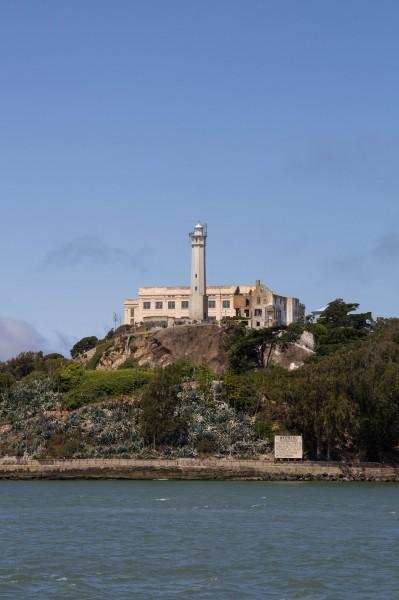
0 458 398 481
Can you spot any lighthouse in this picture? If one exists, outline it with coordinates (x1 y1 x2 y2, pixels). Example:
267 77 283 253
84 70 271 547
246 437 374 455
189 222 208 321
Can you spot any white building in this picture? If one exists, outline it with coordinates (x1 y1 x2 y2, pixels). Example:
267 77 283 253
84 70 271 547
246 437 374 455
124 223 305 329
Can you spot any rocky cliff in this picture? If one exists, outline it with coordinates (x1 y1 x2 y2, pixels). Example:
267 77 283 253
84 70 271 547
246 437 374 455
78 324 314 373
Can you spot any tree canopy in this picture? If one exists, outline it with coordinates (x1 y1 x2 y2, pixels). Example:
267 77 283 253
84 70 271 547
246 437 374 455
70 336 99 359
318 298 372 330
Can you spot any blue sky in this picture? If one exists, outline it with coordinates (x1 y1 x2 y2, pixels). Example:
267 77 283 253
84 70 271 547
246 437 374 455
1 0 399 359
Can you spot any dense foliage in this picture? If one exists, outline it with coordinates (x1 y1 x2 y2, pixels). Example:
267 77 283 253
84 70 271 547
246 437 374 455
0 351 66 392
1 299 398 462
54 363 153 408
0 366 269 459
285 318 399 460
70 336 98 359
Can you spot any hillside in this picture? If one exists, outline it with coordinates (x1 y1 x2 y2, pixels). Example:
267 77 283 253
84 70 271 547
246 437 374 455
76 323 315 373
1 301 398 463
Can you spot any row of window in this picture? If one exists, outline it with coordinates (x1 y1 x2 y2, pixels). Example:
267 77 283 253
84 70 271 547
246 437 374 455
208 300 230 308
142 299 231 310
143 300 189 310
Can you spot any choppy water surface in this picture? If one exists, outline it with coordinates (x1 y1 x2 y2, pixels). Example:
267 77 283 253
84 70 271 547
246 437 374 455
0 481 398 599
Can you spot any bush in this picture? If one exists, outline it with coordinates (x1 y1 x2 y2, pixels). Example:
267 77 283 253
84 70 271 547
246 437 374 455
140 364 188 447
0 372 15 392
86 341 113 370
46 432 82 458
255 410 273 441
195 435 218 455
53 363 85 393
63 368 153 408
118 356 138 369
70 336 98 359
21 371 48 384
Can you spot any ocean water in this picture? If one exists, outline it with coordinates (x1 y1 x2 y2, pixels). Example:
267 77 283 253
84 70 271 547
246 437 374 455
0 481 398 599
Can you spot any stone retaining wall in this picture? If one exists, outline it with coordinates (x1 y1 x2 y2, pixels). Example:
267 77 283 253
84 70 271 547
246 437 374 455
0 458 398 481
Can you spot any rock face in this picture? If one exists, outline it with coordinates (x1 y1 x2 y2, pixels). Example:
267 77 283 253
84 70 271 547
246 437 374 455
79 324 228 374
269 331 315 370
78 325 315 373
134 325 226 372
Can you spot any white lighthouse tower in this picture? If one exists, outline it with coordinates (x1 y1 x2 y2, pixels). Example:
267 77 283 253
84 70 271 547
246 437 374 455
189 222 208 321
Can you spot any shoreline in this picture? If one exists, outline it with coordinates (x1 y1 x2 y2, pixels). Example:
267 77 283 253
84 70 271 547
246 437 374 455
0 458 398 481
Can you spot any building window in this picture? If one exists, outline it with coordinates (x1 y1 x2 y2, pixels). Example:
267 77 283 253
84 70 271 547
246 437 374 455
257 297 261 304
155 301 163 309
195 286 197 291
130 308 134 317
208 300 216 308
143 302 151 310
208 316 217 322
222 300 230 309
181 301 189 309
168 301 175 309
245 299 250 307
256 321 261 327
254 309 262 317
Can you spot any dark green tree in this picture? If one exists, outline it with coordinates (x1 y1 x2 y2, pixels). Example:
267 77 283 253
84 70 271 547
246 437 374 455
318 299 372 330
70 336 98 359
139 364 188 448
227 326 299 373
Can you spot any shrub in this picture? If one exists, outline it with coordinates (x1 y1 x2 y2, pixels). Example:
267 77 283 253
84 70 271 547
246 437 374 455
0 372 15 392
86 341 113 370
195 435 218 455
46 432 82 458
53 363 85 393
118 356 138 369
140 364 188 447
63 368 153 408
21 371 48 384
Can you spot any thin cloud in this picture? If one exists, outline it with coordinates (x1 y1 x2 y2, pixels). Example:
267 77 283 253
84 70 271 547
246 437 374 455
324 230 399 281
0 318 47 361
43 235 147 271
0 319 73 361
373 233 399 260
326 255 368 282
54 331 73 356
282 133 399 183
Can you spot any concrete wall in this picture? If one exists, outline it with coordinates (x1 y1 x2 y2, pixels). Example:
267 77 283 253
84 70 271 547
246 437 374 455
1 458 398 481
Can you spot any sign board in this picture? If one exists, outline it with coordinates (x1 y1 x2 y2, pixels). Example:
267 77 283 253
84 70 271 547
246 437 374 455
274 435 303 459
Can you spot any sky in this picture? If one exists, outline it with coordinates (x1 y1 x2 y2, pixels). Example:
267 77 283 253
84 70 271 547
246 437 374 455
1 0 399 359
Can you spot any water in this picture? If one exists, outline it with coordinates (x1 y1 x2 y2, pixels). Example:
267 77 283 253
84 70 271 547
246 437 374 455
0 481 398 599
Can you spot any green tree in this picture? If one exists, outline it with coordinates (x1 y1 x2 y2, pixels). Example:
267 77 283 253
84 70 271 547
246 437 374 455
140 364 188 448
228 326 297 373
318 299 372 330
53 362 85 392
70 336 98 359
285 319 399 460
2 352 41 379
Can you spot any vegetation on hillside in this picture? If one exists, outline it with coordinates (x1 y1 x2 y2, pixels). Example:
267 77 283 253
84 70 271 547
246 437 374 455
0 299 398 461
0 363 269 459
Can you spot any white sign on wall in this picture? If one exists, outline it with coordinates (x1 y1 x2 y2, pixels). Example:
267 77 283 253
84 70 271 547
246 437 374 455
274 435 303 459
